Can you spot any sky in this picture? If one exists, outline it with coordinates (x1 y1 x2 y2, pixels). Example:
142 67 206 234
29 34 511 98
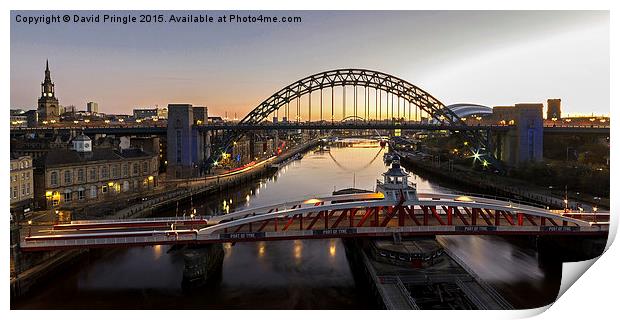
10 10 610 117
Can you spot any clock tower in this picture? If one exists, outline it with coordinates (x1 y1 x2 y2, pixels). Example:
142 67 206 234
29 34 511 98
37 60 60 123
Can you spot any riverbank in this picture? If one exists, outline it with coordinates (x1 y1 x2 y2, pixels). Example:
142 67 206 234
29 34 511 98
110 139 319 219
397 151 608 210
10 139 320 300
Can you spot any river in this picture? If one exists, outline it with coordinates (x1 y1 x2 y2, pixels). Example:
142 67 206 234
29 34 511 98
12 139 561 309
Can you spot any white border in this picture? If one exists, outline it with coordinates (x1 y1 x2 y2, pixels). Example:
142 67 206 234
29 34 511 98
2 1 617 319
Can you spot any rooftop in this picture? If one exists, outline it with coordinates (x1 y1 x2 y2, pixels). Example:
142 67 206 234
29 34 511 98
35 147 153 167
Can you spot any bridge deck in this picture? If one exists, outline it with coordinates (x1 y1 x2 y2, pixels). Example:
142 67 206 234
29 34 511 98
20 192 608 251
10 123 609 135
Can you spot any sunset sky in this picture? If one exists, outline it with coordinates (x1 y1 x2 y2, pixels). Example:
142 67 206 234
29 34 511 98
10 10 609 117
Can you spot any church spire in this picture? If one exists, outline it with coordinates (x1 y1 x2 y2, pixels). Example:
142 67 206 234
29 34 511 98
44 59 51 82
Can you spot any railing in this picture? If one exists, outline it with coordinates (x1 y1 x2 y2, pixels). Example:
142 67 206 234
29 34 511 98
66 216 212 225
444 191 550 210
439 240 513 309
395 276 420 310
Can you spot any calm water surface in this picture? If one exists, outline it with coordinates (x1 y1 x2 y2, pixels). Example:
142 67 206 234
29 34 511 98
12 140 561 309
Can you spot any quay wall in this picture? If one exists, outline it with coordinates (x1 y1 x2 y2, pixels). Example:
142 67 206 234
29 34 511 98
10 139 319 299
398 153 568 209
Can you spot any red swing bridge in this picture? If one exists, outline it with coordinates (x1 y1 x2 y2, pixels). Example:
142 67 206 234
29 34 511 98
21 158 608 252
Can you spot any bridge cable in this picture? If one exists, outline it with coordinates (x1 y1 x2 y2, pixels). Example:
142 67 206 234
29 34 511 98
342 84 346 120
320 88 323 122
331 85 334 124
309 86 312 122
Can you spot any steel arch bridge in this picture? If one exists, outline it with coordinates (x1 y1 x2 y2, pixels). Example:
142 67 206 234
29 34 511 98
208 68 501 170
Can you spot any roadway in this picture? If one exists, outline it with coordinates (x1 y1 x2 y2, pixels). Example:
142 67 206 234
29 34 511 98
9 122 610 136
20 191 609 251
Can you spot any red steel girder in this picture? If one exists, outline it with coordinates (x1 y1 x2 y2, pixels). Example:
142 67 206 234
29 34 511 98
429 206 446 225
463 207 477 225
483 208 499 226
233 223 245 233
357 207 378 227
441 206 453 225
306 211 324 230
422 206 430 225
380 206 398 227
500 210 515 225
404 206 422 226
476 208 493 225
452 207 470 225
331 209 349 228
524 214 538 226
542 216 559 226
256 218 271 232
282 214 302 231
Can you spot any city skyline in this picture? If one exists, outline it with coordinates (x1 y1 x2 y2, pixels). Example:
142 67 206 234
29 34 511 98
10 10 610 117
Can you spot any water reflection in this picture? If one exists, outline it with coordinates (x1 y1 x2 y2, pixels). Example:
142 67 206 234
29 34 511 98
153 245 163 260
12 139 560 309
258 242 266 258
293 240 303 262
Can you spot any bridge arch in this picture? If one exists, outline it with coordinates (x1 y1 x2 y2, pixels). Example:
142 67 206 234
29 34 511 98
340 115 366 122
196 195 593 237
326 143 384 172
211 68 500 169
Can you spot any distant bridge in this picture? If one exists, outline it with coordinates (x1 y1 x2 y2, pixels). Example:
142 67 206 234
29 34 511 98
10 122 609 136
21 191 608 252
10 68 610 170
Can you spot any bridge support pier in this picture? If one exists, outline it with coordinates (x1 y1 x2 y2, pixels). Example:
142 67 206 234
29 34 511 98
495 104 544 166
181 244 224 290
536 235 607 263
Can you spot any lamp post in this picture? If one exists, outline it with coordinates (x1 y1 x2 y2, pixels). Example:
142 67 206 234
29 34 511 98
593 206 598 223
46 191 53 222
564 184 569 212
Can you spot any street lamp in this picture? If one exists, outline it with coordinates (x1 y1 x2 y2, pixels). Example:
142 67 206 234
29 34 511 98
27 220 32 237
593 206 598 223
